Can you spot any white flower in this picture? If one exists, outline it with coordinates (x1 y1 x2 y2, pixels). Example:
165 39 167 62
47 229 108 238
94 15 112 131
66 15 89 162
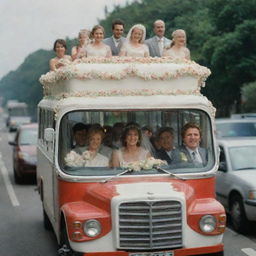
64 151 85 167
82 150 91 160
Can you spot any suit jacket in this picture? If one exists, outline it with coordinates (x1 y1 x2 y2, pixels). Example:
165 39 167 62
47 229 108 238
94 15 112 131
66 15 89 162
156 148 173 164
103 36 126 56
145 36 171 57
172 146 208 166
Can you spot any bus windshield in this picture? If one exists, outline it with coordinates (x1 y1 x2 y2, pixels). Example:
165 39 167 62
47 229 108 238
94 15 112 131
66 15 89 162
58 109 215 176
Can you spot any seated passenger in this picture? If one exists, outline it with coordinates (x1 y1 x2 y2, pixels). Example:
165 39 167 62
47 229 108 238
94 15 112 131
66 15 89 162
84 127 109 167
155 127 175 164
49 39 72 71
111 124 151 167
72 122 88 154
172 123 208 166
141 126 155 156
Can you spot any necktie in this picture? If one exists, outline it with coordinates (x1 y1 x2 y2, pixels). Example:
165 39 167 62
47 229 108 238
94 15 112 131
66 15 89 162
158 38 164 56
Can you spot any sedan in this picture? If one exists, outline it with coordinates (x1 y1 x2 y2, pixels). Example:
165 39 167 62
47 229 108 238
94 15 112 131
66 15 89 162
216 138 256 233
9 123 38 183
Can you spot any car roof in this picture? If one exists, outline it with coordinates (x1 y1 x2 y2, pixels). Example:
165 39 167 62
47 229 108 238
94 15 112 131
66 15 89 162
217 137 256 147
215 118 256 124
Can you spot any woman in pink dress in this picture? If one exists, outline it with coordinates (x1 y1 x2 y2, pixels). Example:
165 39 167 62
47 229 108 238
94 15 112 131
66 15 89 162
71 29 90 60
49 39 72 71
85 25 112 58
163 29 190 60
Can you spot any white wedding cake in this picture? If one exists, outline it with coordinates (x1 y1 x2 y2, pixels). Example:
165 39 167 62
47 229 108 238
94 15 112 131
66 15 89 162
39 57 211 99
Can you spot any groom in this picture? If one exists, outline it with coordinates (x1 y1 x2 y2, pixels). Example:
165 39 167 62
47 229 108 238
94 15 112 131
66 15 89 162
104 19 126 56
145 19 171 57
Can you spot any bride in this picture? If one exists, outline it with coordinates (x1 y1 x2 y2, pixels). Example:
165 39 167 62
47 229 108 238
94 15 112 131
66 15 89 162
163 29 190 60
119 24 149 57
85 25 112 58
111 124 151 167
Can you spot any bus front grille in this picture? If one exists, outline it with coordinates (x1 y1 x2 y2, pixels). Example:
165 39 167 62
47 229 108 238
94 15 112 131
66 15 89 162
118 200 183 250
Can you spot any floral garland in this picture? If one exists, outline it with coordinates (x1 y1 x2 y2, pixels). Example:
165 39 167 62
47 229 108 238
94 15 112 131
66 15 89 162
121 157 167 172
39 57 211 88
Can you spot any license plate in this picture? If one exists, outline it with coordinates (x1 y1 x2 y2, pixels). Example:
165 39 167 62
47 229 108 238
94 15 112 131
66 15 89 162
129 251 174 256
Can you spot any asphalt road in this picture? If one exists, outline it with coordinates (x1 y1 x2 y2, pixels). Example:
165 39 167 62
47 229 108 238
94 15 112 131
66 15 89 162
0 113 256 256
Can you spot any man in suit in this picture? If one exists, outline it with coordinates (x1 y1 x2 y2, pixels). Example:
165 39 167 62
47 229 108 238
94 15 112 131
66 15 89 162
145 19 171 57
173 123 208 166
103 19 126 56
155 127 175 164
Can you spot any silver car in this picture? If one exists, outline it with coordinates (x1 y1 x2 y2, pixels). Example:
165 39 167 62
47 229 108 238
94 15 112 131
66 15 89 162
215 118 256 138
216 138 256 233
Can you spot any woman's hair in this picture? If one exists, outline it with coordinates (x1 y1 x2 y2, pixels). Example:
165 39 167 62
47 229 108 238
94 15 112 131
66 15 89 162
53 39 67 51
126 24 146 43
90 25 105 39
87 126 105 141
121 124 142 147
170 29 186 47
78 29 90 38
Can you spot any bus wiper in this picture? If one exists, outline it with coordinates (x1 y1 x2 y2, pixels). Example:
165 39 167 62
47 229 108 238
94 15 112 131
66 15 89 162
102 168 134 183
236 167 256 170
153 166 186 181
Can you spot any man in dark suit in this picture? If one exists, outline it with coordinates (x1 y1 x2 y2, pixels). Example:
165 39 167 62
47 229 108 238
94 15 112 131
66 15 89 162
103 19 126 56
172 123 208 166
155 127 175 164
145 19 171 57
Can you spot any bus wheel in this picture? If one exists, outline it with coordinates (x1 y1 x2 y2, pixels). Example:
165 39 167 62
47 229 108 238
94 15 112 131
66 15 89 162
59 224 74 256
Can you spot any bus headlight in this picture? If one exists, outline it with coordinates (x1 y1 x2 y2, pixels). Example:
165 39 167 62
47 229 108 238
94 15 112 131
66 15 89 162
84 219 101 237
199 215 216 233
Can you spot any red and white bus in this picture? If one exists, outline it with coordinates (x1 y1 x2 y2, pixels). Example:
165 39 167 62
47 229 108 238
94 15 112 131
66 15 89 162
37 58 225 256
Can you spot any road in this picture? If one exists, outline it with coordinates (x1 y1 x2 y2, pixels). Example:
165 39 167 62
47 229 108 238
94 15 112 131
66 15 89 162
0 114 256 256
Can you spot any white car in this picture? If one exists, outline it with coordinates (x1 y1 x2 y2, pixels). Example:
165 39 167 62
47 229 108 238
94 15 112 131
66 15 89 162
216 138 256 233
215 118 256 138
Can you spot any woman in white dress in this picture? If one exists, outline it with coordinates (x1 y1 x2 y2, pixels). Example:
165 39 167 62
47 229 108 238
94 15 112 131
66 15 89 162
119 24 149 57
163 29 190 60
85 25 112 58
111 124 151 167
49 39 72 71
71 29 90 60
83 127 109 167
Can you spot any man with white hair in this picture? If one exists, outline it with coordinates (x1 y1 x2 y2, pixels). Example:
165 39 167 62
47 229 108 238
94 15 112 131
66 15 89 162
145 19 171 57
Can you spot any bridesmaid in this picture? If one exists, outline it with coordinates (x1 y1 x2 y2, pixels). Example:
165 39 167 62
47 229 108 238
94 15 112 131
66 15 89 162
71 29 90 60
85 25 112 57
49 39 72 71
163 29 190 60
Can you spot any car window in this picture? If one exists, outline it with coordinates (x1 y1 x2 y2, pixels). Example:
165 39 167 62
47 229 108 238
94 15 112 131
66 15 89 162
19 128 38 145
229 146 256 170
216 122 256 137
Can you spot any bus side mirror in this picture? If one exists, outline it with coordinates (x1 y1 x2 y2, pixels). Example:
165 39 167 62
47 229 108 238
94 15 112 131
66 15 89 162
218 162 227 172
44 128 55 142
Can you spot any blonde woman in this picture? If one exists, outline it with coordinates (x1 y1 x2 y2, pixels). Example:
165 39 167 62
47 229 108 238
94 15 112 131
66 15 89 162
71 29 90 60
163 29 190 60
85 25 112 57
119 24 149 57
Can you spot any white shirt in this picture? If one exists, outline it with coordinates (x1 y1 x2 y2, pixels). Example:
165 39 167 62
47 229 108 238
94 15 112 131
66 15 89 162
112 36 121 48
156 36 164 56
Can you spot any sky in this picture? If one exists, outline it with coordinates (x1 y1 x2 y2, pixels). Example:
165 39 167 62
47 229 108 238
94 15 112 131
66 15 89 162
0 0 129 79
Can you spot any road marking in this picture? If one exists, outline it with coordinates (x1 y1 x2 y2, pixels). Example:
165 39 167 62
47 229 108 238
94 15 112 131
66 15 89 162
242 248 256 256
0 153 20 207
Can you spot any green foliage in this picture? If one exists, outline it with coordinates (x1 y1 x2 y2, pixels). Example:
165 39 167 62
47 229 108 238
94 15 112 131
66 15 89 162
1 0 256 118
241 81 256 112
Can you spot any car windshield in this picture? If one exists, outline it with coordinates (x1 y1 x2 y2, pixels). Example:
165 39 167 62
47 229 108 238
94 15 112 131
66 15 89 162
58 109 215 176
19 128 38 145
216 122 256 137
229 146 256 170
9 107 28 117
